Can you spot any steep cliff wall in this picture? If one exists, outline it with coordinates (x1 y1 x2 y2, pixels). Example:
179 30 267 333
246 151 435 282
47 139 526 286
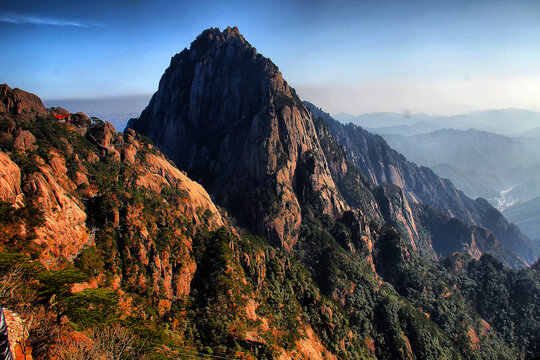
128 27 345 250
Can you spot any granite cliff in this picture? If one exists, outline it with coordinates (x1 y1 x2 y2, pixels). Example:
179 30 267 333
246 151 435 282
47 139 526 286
126 27 533 268
128 27 345 250
123 27 539 358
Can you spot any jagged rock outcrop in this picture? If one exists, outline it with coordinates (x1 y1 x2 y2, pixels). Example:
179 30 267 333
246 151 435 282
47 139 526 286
24 157 90 265
0 84 47 119
128 27 345 250
138 151 225 227
307 103 480 223
311 112 440 261
474 198 539 264
0 106 224 270
373 185 423 252
13 130 37 153
318 108 481 223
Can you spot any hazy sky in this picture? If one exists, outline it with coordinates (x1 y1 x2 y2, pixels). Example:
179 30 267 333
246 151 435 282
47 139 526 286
2 0 540 115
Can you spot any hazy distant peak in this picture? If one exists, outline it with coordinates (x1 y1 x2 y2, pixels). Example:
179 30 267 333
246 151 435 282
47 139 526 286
333 112 355 121
335 108 540 135
519 127 540 137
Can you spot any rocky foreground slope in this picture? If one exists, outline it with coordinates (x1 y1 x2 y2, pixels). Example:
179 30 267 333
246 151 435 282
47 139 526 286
0 28 539 360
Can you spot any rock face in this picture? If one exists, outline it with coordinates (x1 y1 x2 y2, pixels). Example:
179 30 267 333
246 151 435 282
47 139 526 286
137 151 225 227
0 84 47 118
0 108 224 270
319 110 481 223
126 27 534 267
128 27 345 249
0 96 250 348
473 198 539 263
0 152 24 207
24 157 90 266
373 185 422 250
13 130 38 153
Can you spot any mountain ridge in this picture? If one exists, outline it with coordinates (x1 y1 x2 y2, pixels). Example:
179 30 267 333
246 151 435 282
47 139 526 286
335 109 540 135
380 128 540 222
128 26 537 268
503 197 540 241
305 102 539 266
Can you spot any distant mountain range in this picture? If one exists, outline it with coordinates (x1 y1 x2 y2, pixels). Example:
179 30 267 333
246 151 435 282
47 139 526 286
335 109 540 136
519 127 540 137
382 129 540 177
342 123 540 241
306 104 538 266
364 121 443 136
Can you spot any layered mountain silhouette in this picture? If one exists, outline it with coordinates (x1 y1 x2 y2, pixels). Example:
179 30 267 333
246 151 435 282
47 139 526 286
335 109 540 135
504 197 540 241
374 128 540 242
306 105 540 265
381 129 540 200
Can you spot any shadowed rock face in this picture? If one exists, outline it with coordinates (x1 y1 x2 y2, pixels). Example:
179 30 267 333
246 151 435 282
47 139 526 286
349 123 538 264
128 27 345 249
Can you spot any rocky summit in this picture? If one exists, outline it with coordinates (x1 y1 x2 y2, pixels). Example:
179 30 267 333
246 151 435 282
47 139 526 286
0 28 539 360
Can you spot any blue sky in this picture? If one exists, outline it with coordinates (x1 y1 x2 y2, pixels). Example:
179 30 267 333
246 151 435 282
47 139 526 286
1 0 540 115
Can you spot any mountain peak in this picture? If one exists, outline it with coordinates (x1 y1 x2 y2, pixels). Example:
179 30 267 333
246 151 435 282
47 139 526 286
188 26 250 56
197 25 243 40
223 25 242 38
128 29 344 249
